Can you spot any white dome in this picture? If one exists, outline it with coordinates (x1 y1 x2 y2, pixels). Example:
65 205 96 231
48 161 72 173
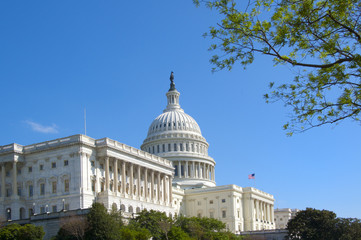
146 110 202 139
141 75 216 189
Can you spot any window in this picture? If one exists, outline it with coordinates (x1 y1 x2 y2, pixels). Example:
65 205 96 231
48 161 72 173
28 167 32 173
197 213 202 218
52 162 56 168
209 200 213 204
40 183 45 195
180 143 183 151
197 201 201 206
64 160 69 166
6 171 10 177
17 186 21 196
157 145 160 153
29 185 33 197
152 146 155 153
222 199 226 203
40 164 44 171
52 182 57 193
17 169 21 175
109 166 112 172
52 205 57 212
174 143 177 151
91 161 95 167
162 144 165 152
6 188 11 197
40 207 45 214
222 210 227 218
64 179 69 192
210 212 214 218
91 180 95 192
168 144 171 151
100 164 104 169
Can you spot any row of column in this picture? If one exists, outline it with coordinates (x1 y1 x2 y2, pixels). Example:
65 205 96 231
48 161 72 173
0 161 18 199
175 161 215 181
254 199 273 223
102 157 172 205
147 141 208 156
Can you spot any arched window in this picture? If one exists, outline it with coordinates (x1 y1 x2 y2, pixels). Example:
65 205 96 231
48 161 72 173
129 206 133 213
6 208 11 220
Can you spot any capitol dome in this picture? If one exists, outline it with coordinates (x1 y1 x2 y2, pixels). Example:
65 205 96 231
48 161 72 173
141 73 216 189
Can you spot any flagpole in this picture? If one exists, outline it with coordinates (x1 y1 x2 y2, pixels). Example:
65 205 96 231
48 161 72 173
84 108 87 136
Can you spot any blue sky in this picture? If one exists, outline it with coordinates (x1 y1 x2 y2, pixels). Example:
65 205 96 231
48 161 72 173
1 1 360 218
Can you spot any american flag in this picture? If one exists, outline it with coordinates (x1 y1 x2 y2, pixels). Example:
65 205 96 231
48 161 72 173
248 173 255 179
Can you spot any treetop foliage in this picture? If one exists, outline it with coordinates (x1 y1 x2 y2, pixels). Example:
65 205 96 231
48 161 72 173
194 0 361 134
287 208 361 240
0 223 44 240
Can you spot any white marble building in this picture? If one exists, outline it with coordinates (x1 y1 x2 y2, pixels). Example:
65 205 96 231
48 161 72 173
274 208 300 229
0 74 275 233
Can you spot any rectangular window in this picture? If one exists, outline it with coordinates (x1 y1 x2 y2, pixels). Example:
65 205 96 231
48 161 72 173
162 144 165 152
222 210 226 218
210 200 213 204
210 212 214 218
29 185 33 197
40 207 45 214
52 182 57 193
40 164 44 171
52 162 56 168
168 144 171 151
157 145 160 153
180 143 183 151
222 199 226 203
28 166 32 173
174 143 177 151
6 188 11 197
17 169 21 175
100 164 104 169
64 160 69 166
91 161 95 167
64 179 69 192
40 183 45 195
91 180 95 192
52 205 57 212
6 171 10 177
17 186 21 196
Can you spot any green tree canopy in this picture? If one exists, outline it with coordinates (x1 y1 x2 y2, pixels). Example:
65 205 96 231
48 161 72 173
195 0 361 134
84 203 119 240
0 223 44 240
287 208 361 240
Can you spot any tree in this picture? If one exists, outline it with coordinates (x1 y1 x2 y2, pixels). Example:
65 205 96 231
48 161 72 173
195 0 361 134
286 208 361 240
56 215 88 240
129 210 171 240
0 224 44 240
84 203 119 240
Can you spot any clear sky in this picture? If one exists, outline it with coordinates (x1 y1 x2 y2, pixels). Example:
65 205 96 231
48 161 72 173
1 1 360 219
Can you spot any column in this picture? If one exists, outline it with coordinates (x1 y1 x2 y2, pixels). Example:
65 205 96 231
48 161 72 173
130 163 134 196
192 162 195 178
105 157 109 191
137 166 141 197
198 163 203 178
271 205 274 223
144 168 148 199
12 161 17 198
177 161 181 178
256 200 259 220
185 161 188 178
266 204 270 222
114 159 118 195
163 175 166 203
1 164 5 198
168 176 172 205
157 172 161 203
122 161 126 194
151 171 155 202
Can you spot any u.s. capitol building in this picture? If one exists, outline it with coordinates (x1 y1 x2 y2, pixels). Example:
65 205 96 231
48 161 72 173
0 74 275 233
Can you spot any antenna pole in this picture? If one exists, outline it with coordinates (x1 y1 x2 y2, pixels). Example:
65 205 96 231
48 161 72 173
84 108 87 135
